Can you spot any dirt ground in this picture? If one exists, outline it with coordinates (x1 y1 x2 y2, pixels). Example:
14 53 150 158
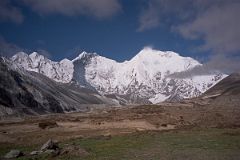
0 102 239 146
0 103 240 159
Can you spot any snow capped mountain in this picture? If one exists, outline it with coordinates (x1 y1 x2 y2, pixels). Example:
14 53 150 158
10 47 227 104
11 52 74 83
78 47 226 103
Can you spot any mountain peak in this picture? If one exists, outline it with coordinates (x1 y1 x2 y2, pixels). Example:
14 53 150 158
29 52 45 61
134 47 180 60
72 51 98 62
10 52 30 65
130 47 182 65
29 52 39 57
60 58 71 63
11 51 28 59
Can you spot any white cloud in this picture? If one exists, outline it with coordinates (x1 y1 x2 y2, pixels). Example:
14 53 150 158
138 0 240 55
22 0 122 19
137 0 193 31
168 54 240 78
137 2 160 32
176 2 240 54
0 0 24 23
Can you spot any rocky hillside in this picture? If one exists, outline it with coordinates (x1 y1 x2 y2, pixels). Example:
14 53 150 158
200 73 240 107
0 58 116 117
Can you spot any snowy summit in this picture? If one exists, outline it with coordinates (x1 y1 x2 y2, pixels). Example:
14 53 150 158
10 47 227 104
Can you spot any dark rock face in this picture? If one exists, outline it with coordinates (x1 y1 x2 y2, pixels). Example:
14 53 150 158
0 88 14 107
0 58 113 116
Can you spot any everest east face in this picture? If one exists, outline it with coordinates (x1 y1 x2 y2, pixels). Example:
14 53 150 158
10 47 227 104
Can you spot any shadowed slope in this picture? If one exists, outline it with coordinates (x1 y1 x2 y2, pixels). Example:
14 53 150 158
0 58 116 117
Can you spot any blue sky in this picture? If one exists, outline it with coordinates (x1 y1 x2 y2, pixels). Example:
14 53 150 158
0 0 240 72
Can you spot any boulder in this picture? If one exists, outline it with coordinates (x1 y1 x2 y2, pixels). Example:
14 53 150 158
40 139 59 151
4 150 24 159
30 150 42 156
38 121 58 129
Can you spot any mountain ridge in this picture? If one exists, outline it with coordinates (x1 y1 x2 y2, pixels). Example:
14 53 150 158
0 57 118 116
10 47 227 104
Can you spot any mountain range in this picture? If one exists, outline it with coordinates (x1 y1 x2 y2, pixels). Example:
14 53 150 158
10 47 226 104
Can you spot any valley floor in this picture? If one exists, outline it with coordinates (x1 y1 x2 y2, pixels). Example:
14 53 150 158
0 103 240 159
1 128 240 160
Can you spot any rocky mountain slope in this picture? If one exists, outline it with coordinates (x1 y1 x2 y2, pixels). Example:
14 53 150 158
0 57 116 117
11 47 227 104
200 72 240 107
176 72 240 128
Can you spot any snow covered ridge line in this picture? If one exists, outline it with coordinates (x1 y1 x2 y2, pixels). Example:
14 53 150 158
11 47 200 83
10 47 227 104
11 52 74 83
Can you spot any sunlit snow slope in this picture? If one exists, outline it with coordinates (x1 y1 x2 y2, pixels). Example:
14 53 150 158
11 47 227 104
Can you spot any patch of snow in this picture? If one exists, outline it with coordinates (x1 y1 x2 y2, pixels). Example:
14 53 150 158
149 93 170 104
